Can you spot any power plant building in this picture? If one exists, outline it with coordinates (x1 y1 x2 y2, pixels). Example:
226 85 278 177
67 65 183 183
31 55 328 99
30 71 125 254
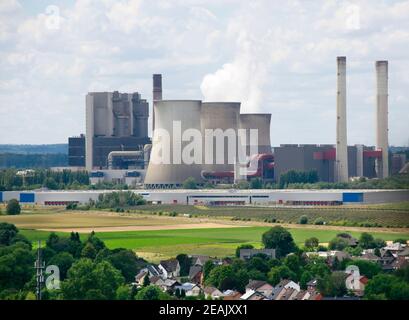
66 56 396 188
83 91 150 170
144 98 274 188
273 144 378 183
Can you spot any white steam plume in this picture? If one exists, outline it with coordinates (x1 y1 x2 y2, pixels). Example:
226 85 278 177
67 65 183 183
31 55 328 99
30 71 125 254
200 5 289 113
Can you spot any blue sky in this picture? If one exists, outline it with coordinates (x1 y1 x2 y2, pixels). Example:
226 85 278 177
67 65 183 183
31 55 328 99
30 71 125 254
0 0 408 146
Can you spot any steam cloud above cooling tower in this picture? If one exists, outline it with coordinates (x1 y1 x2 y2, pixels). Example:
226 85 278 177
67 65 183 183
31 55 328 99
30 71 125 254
200 21 282 114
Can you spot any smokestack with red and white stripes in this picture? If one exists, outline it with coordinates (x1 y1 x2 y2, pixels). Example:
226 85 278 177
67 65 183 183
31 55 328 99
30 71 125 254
336 56 349 183
375 61 389 178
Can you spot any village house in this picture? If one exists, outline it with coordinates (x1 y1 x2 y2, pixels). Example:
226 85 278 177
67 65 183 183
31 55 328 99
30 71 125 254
357 251 381 264
134 269 149 287
174 283 201 297
240 289 266 300
188 265 203 284
305 250 351 267
222 290 242 301
245 280 274 297
149 275 165 287
239 248 276 260
203 287 224 300
268 280 321 300
158 259 181 279
190 255 212 266
306 279 319 292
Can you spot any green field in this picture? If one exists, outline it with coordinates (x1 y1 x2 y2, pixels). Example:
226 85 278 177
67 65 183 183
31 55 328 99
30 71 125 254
132 202 409 228
20 227 409 262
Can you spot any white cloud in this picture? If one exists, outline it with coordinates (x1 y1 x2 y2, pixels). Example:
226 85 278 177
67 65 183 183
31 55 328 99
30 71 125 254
0 0 408 146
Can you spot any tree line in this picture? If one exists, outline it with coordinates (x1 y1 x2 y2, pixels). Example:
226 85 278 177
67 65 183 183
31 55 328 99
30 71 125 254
0 168 89 191
0 223 408 300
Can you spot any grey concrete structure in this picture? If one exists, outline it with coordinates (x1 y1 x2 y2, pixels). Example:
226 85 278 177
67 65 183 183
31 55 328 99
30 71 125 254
144 100 204 188
201 102 241 173
92 136 149 169
376 61 389 178
274 144 335 183
132 93 149 138
85 91 150 170
336 57 349 183
107 151 144 170
239 114 272 155
273 144 375 183
68 135 85 167
152 74 163 132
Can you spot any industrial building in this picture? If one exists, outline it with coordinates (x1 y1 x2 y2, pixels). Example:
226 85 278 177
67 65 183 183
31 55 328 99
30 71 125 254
143 99 274 188
85 91 150 170
68 135 86 167
68 91 151 171
1 189 408 206
64 56 402 189
273 57 391 184
273 144 378 183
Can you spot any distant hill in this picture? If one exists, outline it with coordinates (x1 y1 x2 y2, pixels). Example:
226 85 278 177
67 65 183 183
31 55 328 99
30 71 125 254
0 153 68 169
0 144 68 154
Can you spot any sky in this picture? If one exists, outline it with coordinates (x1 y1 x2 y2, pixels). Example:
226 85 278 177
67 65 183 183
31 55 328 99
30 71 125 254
0 0 408 146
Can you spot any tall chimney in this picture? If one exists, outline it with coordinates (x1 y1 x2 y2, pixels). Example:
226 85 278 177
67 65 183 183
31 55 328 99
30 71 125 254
336 56 349 183
375 61 389 178
152 74 162 132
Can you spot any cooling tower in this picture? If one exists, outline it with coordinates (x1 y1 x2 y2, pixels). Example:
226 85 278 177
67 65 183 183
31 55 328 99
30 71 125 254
201 102 241 172
376 61 389 178
335 56 349 183
144 100 204 187
239 114 272 155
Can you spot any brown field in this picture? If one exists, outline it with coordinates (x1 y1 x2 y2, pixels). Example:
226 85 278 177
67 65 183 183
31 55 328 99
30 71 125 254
1 207 408 235
0 210 243 232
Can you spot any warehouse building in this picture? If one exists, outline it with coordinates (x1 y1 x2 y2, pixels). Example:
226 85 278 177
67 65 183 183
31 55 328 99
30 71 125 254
1 189 408 206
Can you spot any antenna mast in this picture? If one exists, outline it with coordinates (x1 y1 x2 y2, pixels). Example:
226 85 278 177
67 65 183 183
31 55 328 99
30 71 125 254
34 240 45 300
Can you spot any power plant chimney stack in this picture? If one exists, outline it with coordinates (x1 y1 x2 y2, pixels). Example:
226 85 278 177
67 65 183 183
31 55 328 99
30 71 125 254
336 56 349 183
152 74 163 132
375 61 389 178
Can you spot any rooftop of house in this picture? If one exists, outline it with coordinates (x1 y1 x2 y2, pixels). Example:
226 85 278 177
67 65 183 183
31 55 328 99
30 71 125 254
146 264 160 276
240 248 276 256
203 286 221 295
135 269 148 281
190 255 212 265
359 252 380 261
175 282 198 292
246 280 270 291
149 275 163 285
306 279 318 287
163 279 179 287
397 247 409 256
240 289 256 300
160 259 179 272
189 266 202 279
278 287 296 300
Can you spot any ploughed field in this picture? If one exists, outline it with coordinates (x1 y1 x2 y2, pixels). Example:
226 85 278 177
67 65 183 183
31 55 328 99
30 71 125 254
132 202 409 228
